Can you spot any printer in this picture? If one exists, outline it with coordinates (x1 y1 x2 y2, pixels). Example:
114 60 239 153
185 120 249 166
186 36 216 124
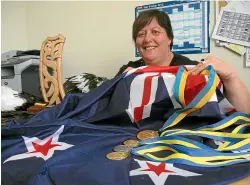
1 50 43 98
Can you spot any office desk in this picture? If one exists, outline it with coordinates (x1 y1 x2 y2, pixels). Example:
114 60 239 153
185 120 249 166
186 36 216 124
229 175 250 185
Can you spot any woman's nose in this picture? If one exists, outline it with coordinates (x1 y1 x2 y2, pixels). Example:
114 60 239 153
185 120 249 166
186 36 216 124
143 33 153 43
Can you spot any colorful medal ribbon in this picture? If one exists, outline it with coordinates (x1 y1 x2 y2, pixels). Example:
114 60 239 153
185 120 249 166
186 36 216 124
160 65 220 132
131 65 250 167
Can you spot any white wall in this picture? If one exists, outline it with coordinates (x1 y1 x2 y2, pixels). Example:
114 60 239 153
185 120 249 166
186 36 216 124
25 1 153 80
1 2 28 52
2 1 250 90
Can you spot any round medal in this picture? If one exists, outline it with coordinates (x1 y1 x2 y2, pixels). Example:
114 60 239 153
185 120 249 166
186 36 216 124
106 152 129 160
123 140 139 148
137 130 159 141
113 145 132 152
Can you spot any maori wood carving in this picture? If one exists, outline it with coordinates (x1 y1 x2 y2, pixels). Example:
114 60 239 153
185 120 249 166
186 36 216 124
39 34 66 106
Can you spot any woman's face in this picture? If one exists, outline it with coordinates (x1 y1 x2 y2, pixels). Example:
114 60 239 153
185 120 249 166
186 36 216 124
135 18 172 66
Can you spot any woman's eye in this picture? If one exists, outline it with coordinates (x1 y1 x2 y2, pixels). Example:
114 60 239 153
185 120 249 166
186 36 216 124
137 33 145 37
152 30 160 35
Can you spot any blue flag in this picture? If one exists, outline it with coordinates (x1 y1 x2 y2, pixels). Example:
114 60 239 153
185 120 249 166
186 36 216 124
2 66 250 185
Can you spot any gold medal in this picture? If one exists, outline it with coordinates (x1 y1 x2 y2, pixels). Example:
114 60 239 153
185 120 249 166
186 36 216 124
106 152 129 160
137 130 159 141
123 140 139 148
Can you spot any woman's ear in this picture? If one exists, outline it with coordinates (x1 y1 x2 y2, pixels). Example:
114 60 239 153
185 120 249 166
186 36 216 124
168 39 172 46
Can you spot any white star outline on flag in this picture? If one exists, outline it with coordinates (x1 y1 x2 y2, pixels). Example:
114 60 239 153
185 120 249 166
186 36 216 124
3 125 74 163
130 159 201 185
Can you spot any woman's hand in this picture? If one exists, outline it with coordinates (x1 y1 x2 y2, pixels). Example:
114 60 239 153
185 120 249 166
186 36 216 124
188 56 238 81
189 56 250 113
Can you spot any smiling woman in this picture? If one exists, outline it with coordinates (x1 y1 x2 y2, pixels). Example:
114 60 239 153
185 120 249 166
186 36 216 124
115 9 250 114
135 18 173 66
115 9 198 78
133 10 174 66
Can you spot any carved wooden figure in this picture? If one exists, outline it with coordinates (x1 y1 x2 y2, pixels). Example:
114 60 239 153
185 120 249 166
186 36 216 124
39 34 66 106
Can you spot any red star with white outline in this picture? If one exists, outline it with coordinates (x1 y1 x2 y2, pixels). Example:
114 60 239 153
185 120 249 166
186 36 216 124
130 159 201 185
3 125 74 163
28 137 61 156
142 162 175 176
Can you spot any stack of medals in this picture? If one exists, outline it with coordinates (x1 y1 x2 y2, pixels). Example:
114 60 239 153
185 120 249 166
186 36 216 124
106 130 159 160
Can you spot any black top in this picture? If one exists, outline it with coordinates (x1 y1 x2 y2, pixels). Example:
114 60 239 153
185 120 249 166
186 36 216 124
115 53 198 77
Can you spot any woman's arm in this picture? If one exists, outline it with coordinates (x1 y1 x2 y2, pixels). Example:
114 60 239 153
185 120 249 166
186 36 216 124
223 74 250 113
189 56 250 114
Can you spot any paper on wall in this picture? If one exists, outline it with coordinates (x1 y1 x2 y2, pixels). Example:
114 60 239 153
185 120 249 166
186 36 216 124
223 1 250 13
246 47 250 67
224 43 246 55
214 0 249 53
221 1 249 53
215 0 228 47
212 9 250 47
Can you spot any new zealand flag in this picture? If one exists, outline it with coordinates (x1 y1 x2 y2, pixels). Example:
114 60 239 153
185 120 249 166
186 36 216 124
2 66 250 185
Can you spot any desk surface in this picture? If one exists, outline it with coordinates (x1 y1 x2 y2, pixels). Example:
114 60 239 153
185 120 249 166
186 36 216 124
229 176 250 185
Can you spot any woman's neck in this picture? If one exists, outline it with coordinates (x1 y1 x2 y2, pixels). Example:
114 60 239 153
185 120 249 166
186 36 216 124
144 51 174 66
163 51 174 66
